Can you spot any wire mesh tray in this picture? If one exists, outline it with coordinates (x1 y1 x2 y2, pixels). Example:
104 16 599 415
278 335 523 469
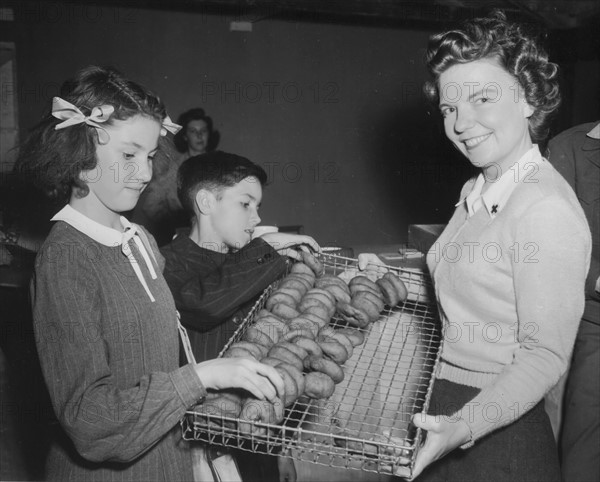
182 253 442 477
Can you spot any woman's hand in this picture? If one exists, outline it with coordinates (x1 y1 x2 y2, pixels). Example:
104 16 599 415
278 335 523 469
194 357 285 402
260 233 320 260
397 412 471 479
277 455 297 482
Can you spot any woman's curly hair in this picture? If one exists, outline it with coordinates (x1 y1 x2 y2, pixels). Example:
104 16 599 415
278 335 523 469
424 10 561 143
15 66 168 203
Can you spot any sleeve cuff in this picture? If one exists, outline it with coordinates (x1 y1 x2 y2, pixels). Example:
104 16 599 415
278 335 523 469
170 364 207 408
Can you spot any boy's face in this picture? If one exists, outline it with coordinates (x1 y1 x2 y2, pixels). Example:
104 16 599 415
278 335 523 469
208 176 263 250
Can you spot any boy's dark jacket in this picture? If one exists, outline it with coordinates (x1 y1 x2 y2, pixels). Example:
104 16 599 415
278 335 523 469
161 231 287 361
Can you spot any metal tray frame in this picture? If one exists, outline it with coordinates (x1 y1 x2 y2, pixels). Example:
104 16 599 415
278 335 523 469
182 253 442 477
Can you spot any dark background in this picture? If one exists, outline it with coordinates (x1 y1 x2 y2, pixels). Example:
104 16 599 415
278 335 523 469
1 0 598 247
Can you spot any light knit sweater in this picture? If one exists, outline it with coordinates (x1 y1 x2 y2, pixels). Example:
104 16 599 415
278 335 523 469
427 146 591 444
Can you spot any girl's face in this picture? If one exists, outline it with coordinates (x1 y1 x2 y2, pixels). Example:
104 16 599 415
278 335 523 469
77 115 160 227
205 176 263 251
185 119 209 155
438 59 534 178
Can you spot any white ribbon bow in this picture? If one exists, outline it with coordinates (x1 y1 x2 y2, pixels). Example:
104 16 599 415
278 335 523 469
52 96 113 128
52 96 181 138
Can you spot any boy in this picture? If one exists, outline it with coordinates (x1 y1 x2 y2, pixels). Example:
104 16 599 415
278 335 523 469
161 150 319 361
161 150 319 482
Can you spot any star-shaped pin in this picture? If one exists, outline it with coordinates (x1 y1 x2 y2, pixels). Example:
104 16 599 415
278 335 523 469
491 204 498 214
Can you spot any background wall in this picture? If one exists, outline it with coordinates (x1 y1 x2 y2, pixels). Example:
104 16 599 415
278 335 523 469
1 1 598 247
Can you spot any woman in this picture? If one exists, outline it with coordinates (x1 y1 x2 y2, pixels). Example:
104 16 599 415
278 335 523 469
404 11 591 481
174 107 218 158
132 108 218 245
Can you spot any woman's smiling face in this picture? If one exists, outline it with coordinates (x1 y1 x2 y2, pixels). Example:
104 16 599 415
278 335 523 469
438 58 534 178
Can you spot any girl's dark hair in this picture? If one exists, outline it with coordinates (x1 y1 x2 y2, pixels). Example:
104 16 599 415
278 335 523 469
15 66 167 202
173 108 216 153
424 10 561 143
178 150 267 218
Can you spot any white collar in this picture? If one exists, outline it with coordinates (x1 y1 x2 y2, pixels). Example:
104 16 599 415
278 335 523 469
52 205 158 301
587 123 600 139
52 204 133 246
457 145 543 218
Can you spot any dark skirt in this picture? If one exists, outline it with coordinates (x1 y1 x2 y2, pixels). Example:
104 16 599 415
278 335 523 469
417 378 561 482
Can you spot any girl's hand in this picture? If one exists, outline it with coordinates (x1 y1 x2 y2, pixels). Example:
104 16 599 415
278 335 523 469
260 233 320 260
385 413 471 480
277 455 297 482
194 357 285 402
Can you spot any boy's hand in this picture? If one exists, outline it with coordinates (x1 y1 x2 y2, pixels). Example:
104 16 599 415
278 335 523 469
260 233 320 260
277 455 297 482
194 357 285 402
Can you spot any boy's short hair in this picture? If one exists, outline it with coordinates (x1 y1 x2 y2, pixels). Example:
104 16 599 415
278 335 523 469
177 150 268 217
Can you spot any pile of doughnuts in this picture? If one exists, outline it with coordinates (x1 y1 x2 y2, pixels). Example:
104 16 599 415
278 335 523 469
200 251 408 435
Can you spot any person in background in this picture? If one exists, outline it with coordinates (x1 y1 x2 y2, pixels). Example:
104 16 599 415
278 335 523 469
174 107 219 159
546 121 599 482
14 65 284 481
132 108 219 245
393 11 591 481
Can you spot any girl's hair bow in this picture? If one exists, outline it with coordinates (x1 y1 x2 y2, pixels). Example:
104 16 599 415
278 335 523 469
51 96 182 139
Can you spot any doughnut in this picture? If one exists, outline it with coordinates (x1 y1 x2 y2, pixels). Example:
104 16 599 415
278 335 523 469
320 283 352 306
298 307 330 328
316 336 349 365
282 273 314 291
253 316 288 344
275 287 304 305
328 331 354 360
304 372 335 399
287 318 319 338
199 393 242 428
266 291 298 310
280 328 315 343
294 336 323 358
300 250 325 277
271 303 300 320
336 328 365 347
306 355 345 384
268 345 304 372
279 277 311 295
228 341 267 360
302 289 336 316
351 291 384 322
349 283 383 299
239 397 284 436
315 274 349 292
290 262 315 277
275 341 309 361
277 362 305 396
378 272 408 305
260 356 283 368
274 365 299 407
298 297 335 319
349 276 382 296
376 277 400 306
223 346 257 359
337 302 370 328
243 326 275 348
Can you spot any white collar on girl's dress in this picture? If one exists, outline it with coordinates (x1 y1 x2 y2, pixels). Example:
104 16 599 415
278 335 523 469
51 205 158 302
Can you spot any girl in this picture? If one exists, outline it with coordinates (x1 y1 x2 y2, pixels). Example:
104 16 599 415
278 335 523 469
396 11 591 481
16 66 283 481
